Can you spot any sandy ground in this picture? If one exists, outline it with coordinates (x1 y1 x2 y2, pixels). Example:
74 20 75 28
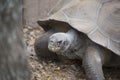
23 25 120 80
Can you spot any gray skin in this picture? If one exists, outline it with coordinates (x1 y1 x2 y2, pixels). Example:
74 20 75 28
36 20 120 80
48 29 120 80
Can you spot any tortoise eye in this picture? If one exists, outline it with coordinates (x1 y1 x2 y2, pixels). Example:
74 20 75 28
57 41 62 45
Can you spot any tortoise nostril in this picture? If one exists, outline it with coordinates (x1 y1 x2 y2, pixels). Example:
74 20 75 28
49 40 54 45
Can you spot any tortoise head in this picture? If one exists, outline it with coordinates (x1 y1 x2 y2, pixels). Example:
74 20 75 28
48 33 70 53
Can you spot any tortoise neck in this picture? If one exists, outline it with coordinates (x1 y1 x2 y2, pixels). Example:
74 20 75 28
66 29 78 45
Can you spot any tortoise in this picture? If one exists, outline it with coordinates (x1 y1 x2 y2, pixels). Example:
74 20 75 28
34 0 120 80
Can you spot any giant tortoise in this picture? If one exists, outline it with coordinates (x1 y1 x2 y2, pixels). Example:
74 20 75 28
34 0 120 80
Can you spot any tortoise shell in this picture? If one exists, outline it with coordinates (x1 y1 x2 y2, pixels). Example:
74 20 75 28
38 0 120 55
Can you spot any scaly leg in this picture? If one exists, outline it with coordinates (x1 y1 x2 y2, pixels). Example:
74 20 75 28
83 45 105 80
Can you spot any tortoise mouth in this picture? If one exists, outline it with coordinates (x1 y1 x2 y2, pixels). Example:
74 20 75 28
48 44 61 52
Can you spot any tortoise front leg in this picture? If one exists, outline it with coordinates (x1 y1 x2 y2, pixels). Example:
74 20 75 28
83 45 105 80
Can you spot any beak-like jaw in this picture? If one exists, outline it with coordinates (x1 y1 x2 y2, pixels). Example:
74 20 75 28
48 44 61 52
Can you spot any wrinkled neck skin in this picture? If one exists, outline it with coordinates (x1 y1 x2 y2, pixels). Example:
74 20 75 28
59 29 87 59
64 29 75 51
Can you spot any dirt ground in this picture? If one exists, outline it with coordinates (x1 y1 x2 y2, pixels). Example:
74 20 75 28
23 25 120 80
